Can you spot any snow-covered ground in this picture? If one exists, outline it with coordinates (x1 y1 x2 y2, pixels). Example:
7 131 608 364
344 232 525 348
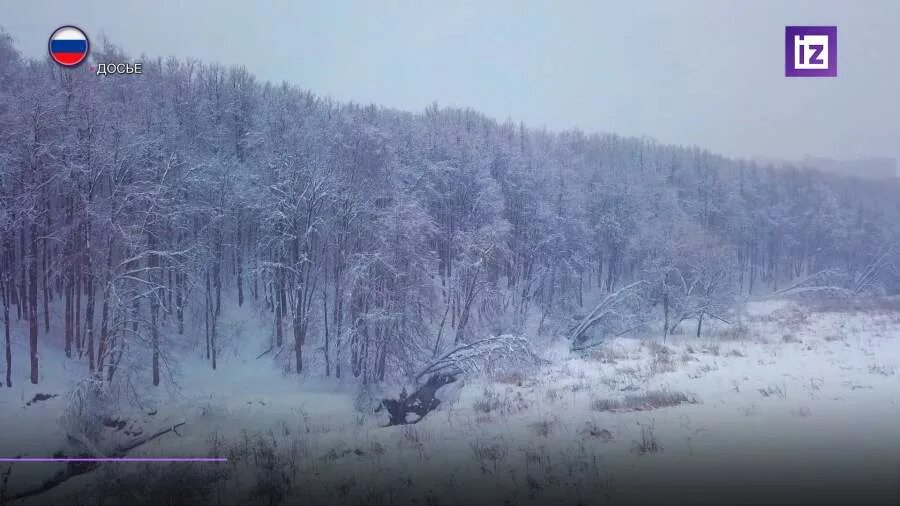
3 298 900 505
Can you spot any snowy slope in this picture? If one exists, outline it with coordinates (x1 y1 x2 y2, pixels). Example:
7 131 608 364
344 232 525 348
2 298 900 505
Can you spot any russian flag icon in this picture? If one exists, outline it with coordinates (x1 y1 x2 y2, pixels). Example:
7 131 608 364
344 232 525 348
48 26 89 67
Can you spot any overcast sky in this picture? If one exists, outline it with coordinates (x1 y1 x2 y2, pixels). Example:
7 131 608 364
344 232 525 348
2 0 898 169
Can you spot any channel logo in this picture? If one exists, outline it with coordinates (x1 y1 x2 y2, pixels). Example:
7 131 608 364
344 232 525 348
785 26 837 77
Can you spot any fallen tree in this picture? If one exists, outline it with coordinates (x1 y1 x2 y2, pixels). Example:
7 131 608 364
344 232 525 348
1 422 186 504
569 281 647 350
378 373 457 426
378 335 539 426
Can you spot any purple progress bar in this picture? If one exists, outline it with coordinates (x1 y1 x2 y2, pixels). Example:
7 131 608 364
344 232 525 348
0 458 226 462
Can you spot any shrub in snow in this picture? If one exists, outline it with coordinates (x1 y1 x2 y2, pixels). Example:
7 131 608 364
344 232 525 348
591 390 696 412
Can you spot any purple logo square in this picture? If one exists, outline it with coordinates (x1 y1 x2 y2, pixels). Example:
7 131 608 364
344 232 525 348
785 26 837 77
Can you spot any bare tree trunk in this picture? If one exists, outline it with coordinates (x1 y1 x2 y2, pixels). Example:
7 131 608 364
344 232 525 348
274 269 284 347
376 345 386 382
64 274 72 358
209 234 222 371
74 236 82 356
7 233 19 324
211 307 217 371
214 236 222 318
606 248 617 292
293 285 308 374
28 223 39 384
166 268 173 312
294 325 304 374
4 297 10 388
333 263 344 379
106 311 120 383
250 225 258 302
42 212 50 333
748 245 756 295
151 298 160 386
64 198 73 357
205 270 211 360
322 286 330 376
19 228 27 324
209 269 218 371
662 292 669 342
578 270 584 307
351 323 360 378
148 233 160 387
176 271 184 335
458 265 483 345
236 210 244 307
361 323 369 384
433 301 451 358
3 272 11 387
132 299 139 334
96 238 113 379
84 228 95 373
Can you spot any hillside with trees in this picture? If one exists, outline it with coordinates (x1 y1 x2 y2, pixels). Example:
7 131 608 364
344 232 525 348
0 33 898 391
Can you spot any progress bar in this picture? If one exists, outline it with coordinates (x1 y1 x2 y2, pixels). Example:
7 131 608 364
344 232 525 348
0 458 227 462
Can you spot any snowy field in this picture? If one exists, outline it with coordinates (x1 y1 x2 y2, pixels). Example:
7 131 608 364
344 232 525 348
2 297 900 505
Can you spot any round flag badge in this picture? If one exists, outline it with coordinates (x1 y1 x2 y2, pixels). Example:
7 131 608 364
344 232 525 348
48 26 89 67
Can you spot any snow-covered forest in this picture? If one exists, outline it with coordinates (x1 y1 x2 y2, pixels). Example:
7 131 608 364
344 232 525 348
1 34 897 388
1 32 900 505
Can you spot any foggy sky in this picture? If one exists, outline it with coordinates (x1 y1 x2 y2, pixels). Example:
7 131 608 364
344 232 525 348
2 0 898 171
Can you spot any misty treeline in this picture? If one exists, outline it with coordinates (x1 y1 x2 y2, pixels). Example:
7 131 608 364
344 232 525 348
0 34 898 389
